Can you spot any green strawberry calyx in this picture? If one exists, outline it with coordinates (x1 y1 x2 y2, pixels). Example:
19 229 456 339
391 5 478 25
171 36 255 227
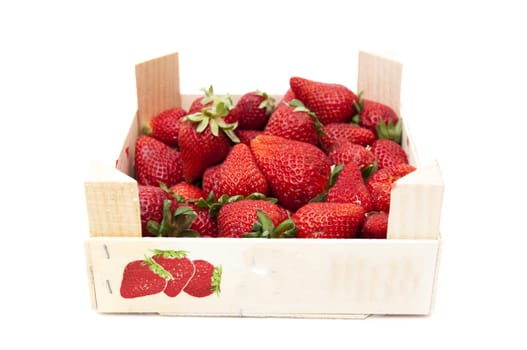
147 200 200 237
288 99 326 137
351 90 365 125
376 118 403 144
143 254 173 280
309 164 344 203
193 192 278 219
158 181 186 203
244 210 297 239
184 94 240 143
150 249 189 259
210 265 222 296
255 90 276 116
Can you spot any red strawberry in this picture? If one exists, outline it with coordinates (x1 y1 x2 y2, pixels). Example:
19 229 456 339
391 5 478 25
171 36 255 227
327 139 375 169
371 139 408 170
169 182 204 201
237 129 263 146
217 199 289 238
264 99 324 145
138 185 172 236
188 85 214 113
293 202 365 239
250 135 331 211
326 162 374 212
290 77 358 124
178 119 232 183
202 143 268 199
354 99 399 134
320 123 376 151
230 91 275 130
120 257 170 298
273 88 296 114
188 203 219 237
135 135 183 187
361 211 388 239
143 107 187 147
183 260 222 298
151 250 196 297
366 163 416 212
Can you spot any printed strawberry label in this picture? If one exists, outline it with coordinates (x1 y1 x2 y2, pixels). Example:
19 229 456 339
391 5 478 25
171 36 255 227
120 249 222 299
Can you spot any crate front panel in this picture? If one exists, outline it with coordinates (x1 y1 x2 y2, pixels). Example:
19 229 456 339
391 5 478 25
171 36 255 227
86 237 439 316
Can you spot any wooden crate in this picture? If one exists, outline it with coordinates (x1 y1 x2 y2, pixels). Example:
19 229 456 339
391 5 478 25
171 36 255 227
84 51 444 318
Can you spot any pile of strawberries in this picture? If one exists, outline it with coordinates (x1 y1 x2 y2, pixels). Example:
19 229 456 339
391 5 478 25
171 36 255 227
135 77 415 240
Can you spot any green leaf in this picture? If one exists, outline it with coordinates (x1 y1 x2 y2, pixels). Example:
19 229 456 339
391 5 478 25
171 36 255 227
329 164 344 188
361 159 378 182
215 102 229 117
196 118 210 133
210 118 220 137
146 220 160 235
308 192 328 203
186 113 206 123
223 129 240 143
256 210 275 234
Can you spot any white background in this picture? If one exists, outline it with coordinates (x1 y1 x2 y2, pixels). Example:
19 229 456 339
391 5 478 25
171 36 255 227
1 0 526 348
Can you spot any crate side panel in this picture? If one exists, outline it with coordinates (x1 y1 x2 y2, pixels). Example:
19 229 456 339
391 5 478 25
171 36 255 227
84 162 141 237
115 113 139 178
388 161 444 239
86 238 439 316
357 51 403 116
135 52 181 128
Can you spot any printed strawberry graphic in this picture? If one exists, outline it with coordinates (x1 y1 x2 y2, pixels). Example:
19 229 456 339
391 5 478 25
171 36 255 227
120 256 171 298
217 199 289 238
151 249 196 297
293 202 365 239
289 76 358 125
135 135 183 187
138 185 172 237
366 163 416 212
320 123 376 151
326 162 374 212
361 211 388 239
352 94 401 143
370 139 408 170
264 99 324 145
143 107 187 147
183 260 222 298
202 143 269 199
250 135 331 211
178 98 238 182
230 90 275 130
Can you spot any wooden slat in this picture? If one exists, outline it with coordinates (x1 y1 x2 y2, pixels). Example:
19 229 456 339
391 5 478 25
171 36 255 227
84 161 141 237
135 52 181 128
357 51 403 116
86 237 440 316
387 161 444 240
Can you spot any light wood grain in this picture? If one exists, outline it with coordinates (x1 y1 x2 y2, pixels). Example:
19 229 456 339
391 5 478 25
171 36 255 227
86 237 440 316
84 161 141 237
135 52 181 129
357 51 403 116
